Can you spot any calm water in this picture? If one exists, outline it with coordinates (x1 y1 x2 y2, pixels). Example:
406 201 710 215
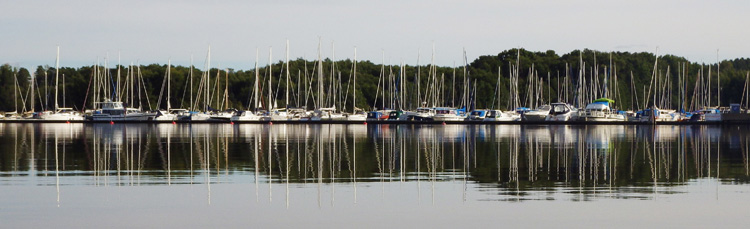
1 123 750 228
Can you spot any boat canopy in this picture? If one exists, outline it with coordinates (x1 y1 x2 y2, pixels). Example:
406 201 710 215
585 103 610 110
593 98 615 104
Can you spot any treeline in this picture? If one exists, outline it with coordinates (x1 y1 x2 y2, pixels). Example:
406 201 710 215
2 48 750 112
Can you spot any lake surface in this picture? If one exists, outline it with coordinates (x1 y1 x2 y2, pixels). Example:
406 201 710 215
1 123 750 228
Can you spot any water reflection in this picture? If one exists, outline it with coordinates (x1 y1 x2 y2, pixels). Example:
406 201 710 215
1 123 749 205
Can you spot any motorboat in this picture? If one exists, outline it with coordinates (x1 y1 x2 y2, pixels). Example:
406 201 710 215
578 98 625 122
468 110 488 120
91 99 155 121
521 105 551 122
433 107 466 122
484 110 521 122
689 107 722 122
636 107 681 123
546 103 578 121
411 107 435 121
231 110 263 121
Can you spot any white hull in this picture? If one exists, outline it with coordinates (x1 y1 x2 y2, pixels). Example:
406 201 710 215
190 113 211 121
546 113 577 122
231 111 263 121
522 113 548 122
209 112 234 121
92 113 154 121
433 115 465 121
154 113 178 121
39 112 85 121
347 114 367 121
580 116 626 122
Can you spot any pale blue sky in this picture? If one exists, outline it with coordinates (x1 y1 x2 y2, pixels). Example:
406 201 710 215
2 0 748 70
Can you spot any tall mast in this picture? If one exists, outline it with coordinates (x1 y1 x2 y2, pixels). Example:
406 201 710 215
189 55 193 111
224 69 228 110
331 42 336 109
431 43 436 107
206 46 211 111
416 49 421 107
167 59 171 111
54 46 60 111
381 51 385 110
317 39 323 109
462 48 467 109
268 47 273 110
254 48 259 111
353 47 357 113
285 39 290 108
30 70 35 112
717 49 720 107
117 51 121 102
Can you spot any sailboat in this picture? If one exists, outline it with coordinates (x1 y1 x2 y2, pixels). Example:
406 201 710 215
208 69 235 121
91 54 155 122
155 60 187 121
232 48 263 122
189 47 213 121
346 47 366 121
38 46 85 121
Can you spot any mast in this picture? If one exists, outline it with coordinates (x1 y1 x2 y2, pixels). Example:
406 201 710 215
353 47 357 113
417 49 421 107
189 55 193 111
462 48 468 109
30 71 35 112
167 59 171 111
317 39 323 110
55 46 60 111
224 69 228 110
206 46 211 111
254 48 259 111
268 47 273 110
117 52 121 102
285 39 290 108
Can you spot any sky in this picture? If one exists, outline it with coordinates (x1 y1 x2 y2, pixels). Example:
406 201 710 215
2 0 748 71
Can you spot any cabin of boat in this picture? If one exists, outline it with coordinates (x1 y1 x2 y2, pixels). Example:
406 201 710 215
522 105 551 122
546 103 578 121
579 98 625 122
485 110 521 121
91 99 155 121
433 107 466 121
468 110 488 120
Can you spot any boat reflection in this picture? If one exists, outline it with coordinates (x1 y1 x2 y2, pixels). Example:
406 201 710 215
0 123 748 204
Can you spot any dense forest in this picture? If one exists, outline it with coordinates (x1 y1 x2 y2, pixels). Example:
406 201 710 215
2 48 750 113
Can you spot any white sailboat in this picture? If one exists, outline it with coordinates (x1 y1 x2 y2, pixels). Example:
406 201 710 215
155 60 184 121
190 47 212 121
38 46 85 121
347 47 366 121
232 49 263 122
